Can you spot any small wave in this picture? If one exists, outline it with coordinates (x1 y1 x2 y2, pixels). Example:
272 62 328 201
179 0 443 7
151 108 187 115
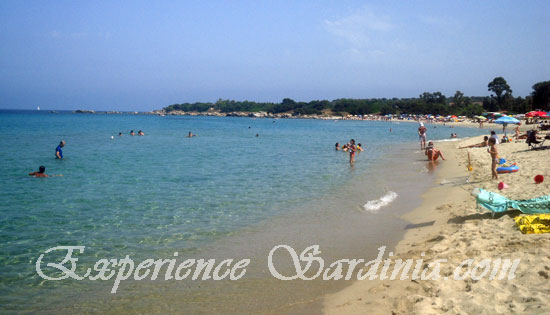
363 191 398 212
433 138 463 142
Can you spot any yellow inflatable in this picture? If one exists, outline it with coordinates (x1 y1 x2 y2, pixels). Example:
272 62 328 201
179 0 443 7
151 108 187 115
515 214 550 234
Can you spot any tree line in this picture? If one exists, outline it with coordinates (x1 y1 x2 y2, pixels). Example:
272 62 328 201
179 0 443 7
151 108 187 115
163 78 550 116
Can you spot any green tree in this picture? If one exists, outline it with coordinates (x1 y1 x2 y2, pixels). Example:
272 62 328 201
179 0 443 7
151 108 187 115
452 90 466 108
488 77 512 110
531 81 550 111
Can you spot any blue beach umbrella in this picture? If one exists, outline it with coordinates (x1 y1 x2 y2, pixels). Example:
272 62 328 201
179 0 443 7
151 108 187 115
494 116 520 124
494 116 520 133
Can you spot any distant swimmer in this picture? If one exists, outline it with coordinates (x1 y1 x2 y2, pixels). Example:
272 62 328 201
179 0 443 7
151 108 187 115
418 123 427 150
335 142 340 151
55 141 65 159
357 143 364 151
390 128 392 132
255 134 259 137
29 166 62 178
187 131 196 137
119 132 123 136
138 130 145 136
130 130 135 136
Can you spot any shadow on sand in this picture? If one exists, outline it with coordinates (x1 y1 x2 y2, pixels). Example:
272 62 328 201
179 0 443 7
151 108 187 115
448 210 522 224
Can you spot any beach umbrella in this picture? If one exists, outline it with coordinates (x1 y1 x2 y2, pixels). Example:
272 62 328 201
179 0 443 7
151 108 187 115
475 115 487 120
494 116 520 124
494 116 520 132
524 111 546 117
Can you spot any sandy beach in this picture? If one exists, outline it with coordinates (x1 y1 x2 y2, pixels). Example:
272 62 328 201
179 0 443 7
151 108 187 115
324 130 550 314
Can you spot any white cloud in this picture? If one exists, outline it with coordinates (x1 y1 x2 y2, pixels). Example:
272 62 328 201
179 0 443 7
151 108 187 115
324 7 394 48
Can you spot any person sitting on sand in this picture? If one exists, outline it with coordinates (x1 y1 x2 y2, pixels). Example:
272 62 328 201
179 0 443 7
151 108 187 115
335 142 340 151
514 123 521 139
487 138 499 180
130 130 135 136
425 141 445 161
357 143 364 151
138 130 145 136
490 131 499 144
29 166 62 178
459 136 489 149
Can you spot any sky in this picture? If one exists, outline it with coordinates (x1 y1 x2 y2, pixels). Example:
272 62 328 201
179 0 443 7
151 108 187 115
1 0 549 111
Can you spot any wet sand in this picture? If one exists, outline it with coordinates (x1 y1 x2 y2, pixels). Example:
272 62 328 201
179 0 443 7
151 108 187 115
324 133 550 314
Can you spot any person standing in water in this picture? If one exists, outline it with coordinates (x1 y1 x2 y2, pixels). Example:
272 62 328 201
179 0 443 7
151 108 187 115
335 142 340 151
55 141 65 159
418 123 427 150
349 139 357 165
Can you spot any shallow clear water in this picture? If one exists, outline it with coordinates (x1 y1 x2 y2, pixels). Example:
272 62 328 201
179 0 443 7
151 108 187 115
0 110 486 311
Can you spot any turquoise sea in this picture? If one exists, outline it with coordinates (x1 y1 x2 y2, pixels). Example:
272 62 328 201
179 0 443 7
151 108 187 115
0 110 487 313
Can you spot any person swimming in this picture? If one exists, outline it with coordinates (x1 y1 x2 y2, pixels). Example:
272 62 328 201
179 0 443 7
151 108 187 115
335 142 340 151
357 143 364 151
187 131 196 137
118 132 123 137
28 166 62 178
130 130 135 136
138 130 145 136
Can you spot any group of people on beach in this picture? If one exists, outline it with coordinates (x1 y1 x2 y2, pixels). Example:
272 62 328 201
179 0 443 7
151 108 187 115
335 139 364 165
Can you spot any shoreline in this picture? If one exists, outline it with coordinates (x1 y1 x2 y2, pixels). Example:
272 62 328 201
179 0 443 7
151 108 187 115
323 134 550 313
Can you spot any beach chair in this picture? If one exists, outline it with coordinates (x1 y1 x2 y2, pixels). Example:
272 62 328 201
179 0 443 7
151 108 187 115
526 130 545 149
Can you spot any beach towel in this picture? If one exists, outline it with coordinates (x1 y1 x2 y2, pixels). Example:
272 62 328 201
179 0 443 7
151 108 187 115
515 214 550 234
473 188 550 214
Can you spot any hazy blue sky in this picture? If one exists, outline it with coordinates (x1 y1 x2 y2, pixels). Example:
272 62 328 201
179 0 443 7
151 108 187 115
1 1 548 111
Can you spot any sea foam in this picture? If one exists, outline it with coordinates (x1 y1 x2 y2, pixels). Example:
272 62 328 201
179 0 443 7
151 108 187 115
363 191 398 212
